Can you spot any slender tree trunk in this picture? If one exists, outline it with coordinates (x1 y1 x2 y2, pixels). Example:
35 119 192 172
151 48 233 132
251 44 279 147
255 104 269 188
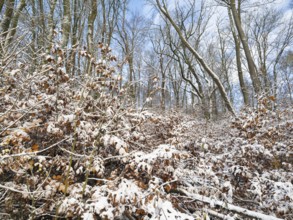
255 35 271 95
159 54 166 111
87 0 97 53
62 0 71 48
228 7 249 105
261 60 271 94
0 0 5 13
0 0 15 37
137 60 141 108
230 0 262 94
284 71 293 104
101 0 107 44
69 0 80 75
218 30 234 105
46 0 57 54
87 0 97 75
128 56 135 98
107 1 119 46
211 88 218 119
235 40 250 104
30 0 37 67
5 0 26 47
38 0 46 49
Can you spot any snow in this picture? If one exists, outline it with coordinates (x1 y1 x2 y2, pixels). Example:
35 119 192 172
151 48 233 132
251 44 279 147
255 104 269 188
144 199 194 220
1 62 292 219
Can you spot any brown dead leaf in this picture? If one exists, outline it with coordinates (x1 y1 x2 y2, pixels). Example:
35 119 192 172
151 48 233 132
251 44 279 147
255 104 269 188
31 143 39 152
135 208 147 216
52 175 62 181
58 184 66 193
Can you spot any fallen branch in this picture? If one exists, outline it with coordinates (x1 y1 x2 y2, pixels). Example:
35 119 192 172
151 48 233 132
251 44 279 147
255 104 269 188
178 188 283 220
205 209 234 220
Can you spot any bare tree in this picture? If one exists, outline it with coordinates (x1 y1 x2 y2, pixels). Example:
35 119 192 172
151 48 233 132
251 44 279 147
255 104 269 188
155 0 236 116
116 3 148 99
278 51 293 105
217 22 234 106
221 0 262 95
150 26 173 111
62 0 71 48
247 6 293 105
227 7 250 105
0 0 15 39
4 0 25 47
0 0 27 64
100 0 121 46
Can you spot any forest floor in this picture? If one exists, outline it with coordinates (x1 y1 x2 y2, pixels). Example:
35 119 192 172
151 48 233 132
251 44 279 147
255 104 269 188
0 57 292 219
0 103 292 219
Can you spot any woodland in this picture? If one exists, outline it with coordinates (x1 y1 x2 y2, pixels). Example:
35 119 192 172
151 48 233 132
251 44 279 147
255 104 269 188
0 0 292 219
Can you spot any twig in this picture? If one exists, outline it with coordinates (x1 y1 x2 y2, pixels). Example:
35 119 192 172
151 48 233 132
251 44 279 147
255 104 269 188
0 96 51 136
0 137 71 159
0 189 8 201
0 184 44 194
87 178 111 182
59 146 89 158
103 150 138 161
0 111 28 136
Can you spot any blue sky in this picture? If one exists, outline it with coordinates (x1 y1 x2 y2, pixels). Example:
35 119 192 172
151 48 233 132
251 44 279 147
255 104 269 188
129 0 145 12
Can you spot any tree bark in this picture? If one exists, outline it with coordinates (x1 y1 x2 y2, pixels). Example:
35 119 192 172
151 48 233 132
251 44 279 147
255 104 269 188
38 0 46 49
87 0 97 53
230 0 262 94
62 0 71 48
101 0 107 44
159 54 166 111
228 8 249 105
46 0 57 54
69 0 81 75
0 0 15 38
5 0 26 47
0 0 5 14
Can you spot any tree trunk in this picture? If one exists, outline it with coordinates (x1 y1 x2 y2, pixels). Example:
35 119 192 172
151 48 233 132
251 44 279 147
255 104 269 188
101 0 107 44
0 0 15 37
86 0 97 75
5 0 26 47
211 87 218 119
38 0 46 49
62 0 71 48
46 0 57 54
230 0 262 94
159 54 166 111
0 0 5 13
228 8 249 105
235 40 250 105
70 0 80 76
